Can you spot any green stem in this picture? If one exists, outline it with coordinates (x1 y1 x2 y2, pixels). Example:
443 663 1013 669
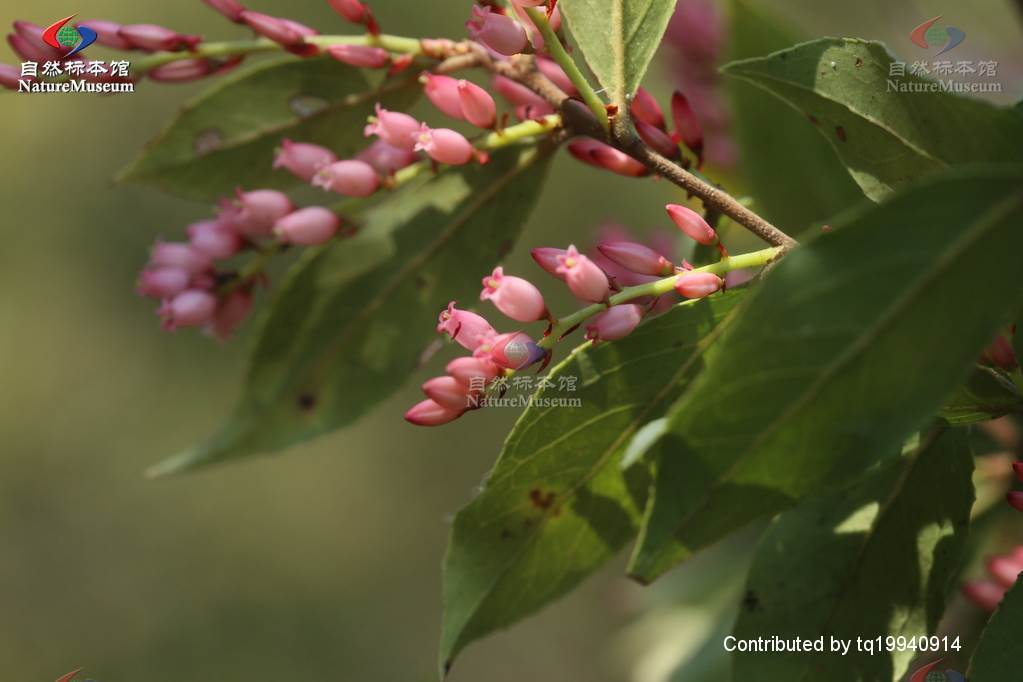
132 33 425 75
390 114 562 186
538 246 781 349
523 7 609 132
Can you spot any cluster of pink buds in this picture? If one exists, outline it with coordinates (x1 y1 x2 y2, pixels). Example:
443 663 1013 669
422 73 498 129
406 302 547 426
2 17 207 89
962 463 1023 611
137 186 345 338
364 104 479 166
962 544 1023 612
406 208 728 427
566 85 707 174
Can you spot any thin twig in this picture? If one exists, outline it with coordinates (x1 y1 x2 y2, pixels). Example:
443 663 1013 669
610 117 798 250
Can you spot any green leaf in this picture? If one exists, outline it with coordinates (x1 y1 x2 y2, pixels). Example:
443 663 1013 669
721 39 1023 201
724 0 864 233
148 145 551 476
969 576 1023 680
733 428 974 681
940 365 1023 426
560 0 678 105
118 57 419 201
440 291 745 673
628 166 1023 582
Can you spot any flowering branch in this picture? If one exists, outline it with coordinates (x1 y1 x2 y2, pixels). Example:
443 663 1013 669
538 246 781 348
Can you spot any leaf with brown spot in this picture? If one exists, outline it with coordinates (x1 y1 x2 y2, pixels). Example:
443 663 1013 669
148 145 551 476
439 291 746 672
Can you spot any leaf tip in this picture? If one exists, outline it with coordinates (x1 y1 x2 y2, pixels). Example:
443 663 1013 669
144 447 204 479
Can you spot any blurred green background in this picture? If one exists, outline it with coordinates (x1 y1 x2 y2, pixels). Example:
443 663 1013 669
0 1 1018 681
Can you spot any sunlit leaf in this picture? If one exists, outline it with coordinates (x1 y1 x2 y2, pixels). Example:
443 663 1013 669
629 166 1023 582
733 428 973 680
560 0 677 105
721 39 1023 200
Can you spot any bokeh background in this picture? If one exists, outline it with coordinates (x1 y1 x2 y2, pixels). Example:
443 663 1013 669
1 1 1019 680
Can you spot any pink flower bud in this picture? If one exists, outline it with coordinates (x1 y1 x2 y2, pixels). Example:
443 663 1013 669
364 104 420 150
240 12 317 55
531 247 568 279
404 398 464 426
636 119 680 159
312 160 380 197
536 57 577 95
240 11 303 45
586 304 644 342
137 267 191 299
8 25 63 62
77 20 134 49
273 139 338 182
437 302 497 351
510 0 547 6
983 334 1017 370
0 64 20 90
356 139 416 175
150 241 212 275
187 219 242 259
327 44 389 68
446 356 500 385
1008 491 1023 513
117 24 201 52
148 58 217 83
568 139 647 177
486 331 545 370
480 266 546 322
466 5 528 56
329 0 370 24
423 376 476 410
675 271 723 299
962 580 1005 612
492 74 548 109
597 241 674 276
987 554 1023 588
273 206 340 245
6 34 51 63
671 90 704 160
413 124 474 165
666 204 718 245
457 79 497 128
556 245 610 302
422 73 464 120
208 288 253 340
203 0 247 23
222 189 294 237
631 87 666 130
159 289 217 330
